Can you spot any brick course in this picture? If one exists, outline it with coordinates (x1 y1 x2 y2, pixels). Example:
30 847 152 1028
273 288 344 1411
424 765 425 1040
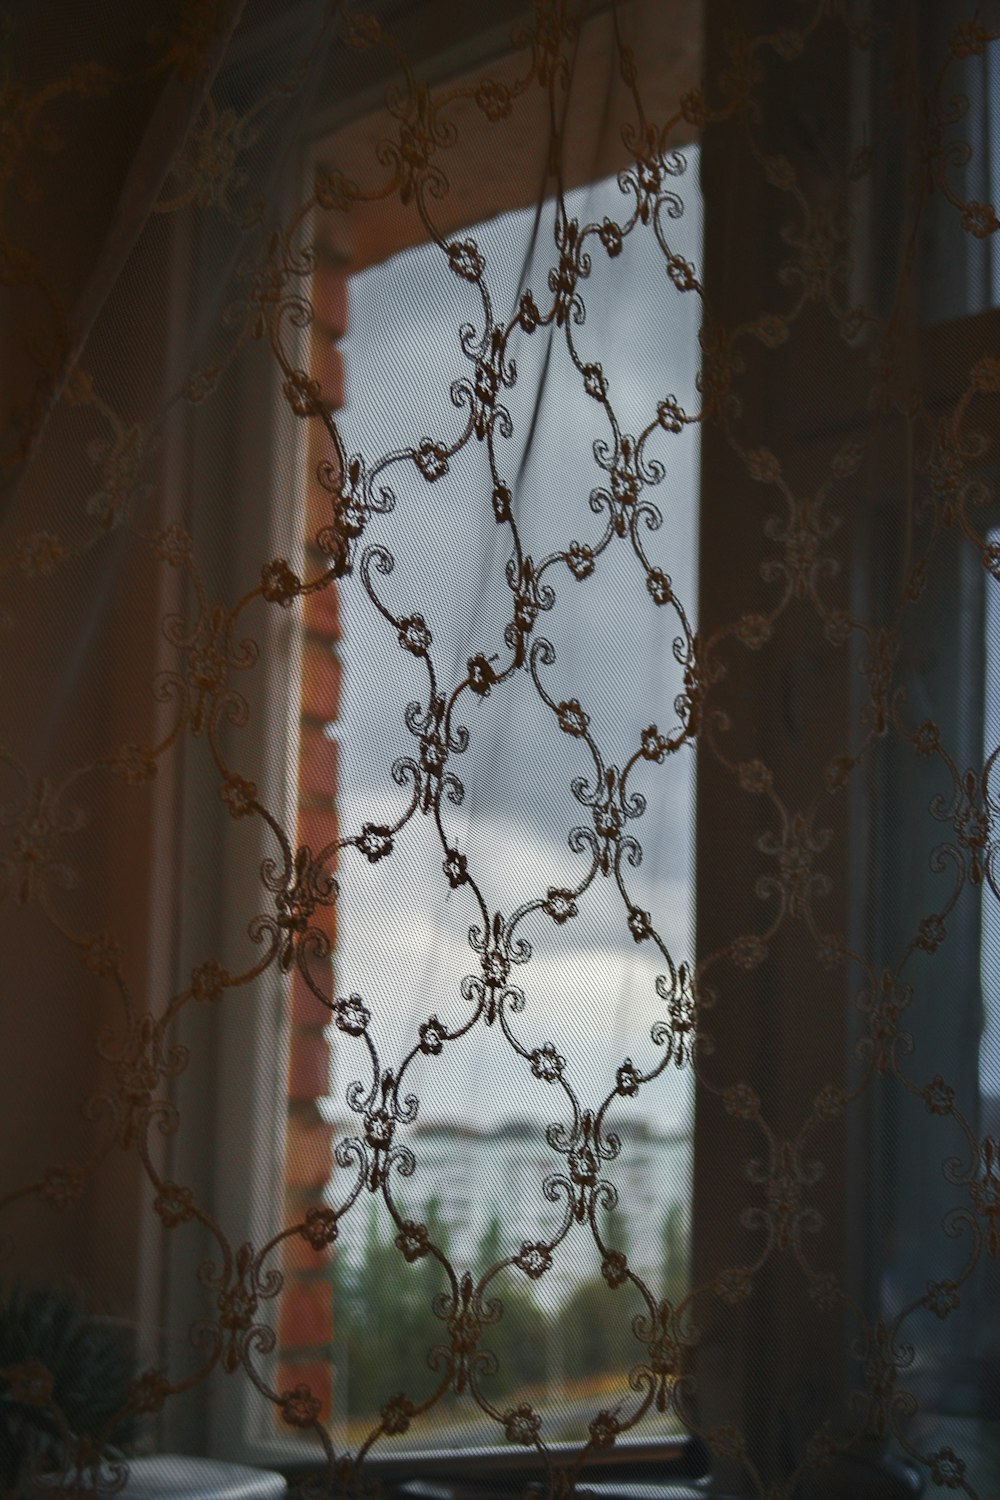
278 257 349 1415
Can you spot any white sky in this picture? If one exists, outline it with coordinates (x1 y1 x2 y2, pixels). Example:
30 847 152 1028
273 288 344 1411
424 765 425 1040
328 162 703 1139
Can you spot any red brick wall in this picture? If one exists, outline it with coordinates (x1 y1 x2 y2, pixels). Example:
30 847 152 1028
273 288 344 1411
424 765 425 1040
277 250 348 1426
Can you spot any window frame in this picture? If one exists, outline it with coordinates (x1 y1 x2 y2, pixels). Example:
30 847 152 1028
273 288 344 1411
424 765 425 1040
161 0 708 1488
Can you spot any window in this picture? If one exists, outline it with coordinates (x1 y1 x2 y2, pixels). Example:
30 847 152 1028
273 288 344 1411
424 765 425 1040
8 3 1000 1496
316 168 702 1454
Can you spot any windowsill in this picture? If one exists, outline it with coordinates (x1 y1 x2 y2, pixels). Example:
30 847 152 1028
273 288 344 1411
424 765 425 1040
272 1434 709 1495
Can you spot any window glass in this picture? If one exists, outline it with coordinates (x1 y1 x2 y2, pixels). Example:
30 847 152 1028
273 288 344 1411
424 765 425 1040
322 161 702 1448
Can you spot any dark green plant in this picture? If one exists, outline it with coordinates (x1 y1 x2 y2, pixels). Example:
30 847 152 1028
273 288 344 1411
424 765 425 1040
0 1282 135 1493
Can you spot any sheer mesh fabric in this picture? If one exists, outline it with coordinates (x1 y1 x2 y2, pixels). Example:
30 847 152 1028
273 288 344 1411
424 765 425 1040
2 1 1000 1495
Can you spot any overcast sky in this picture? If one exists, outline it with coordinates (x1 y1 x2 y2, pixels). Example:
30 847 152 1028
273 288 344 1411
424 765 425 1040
326 163 704 1146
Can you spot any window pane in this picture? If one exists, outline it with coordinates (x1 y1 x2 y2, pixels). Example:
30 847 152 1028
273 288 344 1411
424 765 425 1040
317 161 702 1449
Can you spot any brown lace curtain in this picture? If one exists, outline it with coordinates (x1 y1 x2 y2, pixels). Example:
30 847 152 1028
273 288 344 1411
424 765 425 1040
2 2 1000 1497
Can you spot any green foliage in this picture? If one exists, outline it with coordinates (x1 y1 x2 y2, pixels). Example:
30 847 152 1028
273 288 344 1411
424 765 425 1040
0 1281 135 1491
661 1202 688 1304
328 1197 687 1431
328 1201 455 1424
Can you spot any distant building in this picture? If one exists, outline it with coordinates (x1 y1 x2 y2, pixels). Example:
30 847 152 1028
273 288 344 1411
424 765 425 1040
327 1115 691 1306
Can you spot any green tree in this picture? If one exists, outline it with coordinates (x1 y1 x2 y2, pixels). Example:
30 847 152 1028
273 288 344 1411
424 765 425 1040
661 1202 687 1304
472 1213 547 1401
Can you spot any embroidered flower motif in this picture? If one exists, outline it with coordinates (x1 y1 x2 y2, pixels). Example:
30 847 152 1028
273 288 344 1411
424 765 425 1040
475 79 512 120
260 558 300 605
916 914 947 953
715 1267 752 1305
594 797 624 843
627 907 652 942
814 1084 846 1120
515 1241 552 1279
419 1016 446 1055
736 612 772 648
952 21 989 56
544 888 577 923
589 1410 619 1449
398 614 432 655
492 484 512 522
381 1391 415 1435
568 1143 597 1187
922 1076 954 1115
415 439 449 480
283 370 322 417
334 993 370 1035
518 290 541 332
531 1043 564 1083
130 1368 171 1415
154 1181 196 1228
616 1059 641 1097
482 946 509 988
557 699 589 736
646 568 672 605
679 87 707 124
926 1279 960 1319
109 742 157 784
443 850 468 886
447 239 484 280
667 254 698 291
746 448 782 483
970 1136 1000 1255
913 720 941 757
420 733 446 778
191 959 228 1002
85 932 122 976
154 523 192 566
364 1107 394 1150
637 155 661 198
722 1084 760 1119
567 540 595 578
503 1402 541 1444
599 217 623 256
467 655 496 695
754 313 788 346
513 593 537 633
601 1250 629 1288
962 200 999 238
474 358 500 410
814 932 844 971
656 395 685 432
220 774 257 818
396 1221 430 1262
583 363 607 400
928 1448 966 1487
730 933 767 970
639 725 669 762
738 759 773 794
358 824 393 862
281 1383 322 1427
610 463 639 509
301 1205 339 1249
